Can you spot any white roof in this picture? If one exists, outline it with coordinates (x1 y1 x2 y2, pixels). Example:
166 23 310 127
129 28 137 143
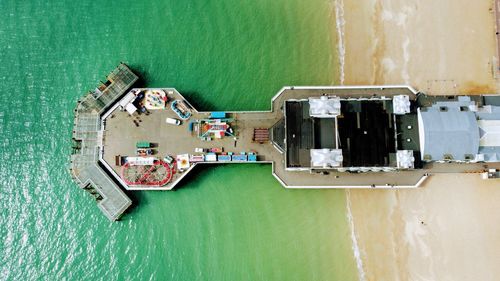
176 154 190 169
125 103 137 115
310 149 343 168
478 120 500 147
205 154 217 161
308 96 341 118
396 150 415 169
119 92 137 108
392 95 411 115
126 157 156 166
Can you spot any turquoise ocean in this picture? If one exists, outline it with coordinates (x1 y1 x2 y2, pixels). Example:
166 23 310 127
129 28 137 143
0 0 358 280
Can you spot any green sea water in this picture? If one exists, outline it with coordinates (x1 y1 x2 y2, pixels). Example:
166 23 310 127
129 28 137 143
0 0 358 280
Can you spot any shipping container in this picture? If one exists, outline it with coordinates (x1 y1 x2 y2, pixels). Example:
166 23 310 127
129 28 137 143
232 155 247 161
163 155 174 164
205 154 217 162
136 141 151 148
210 111 226 119
190 155 205 162
248 154 257 162
218 155 231 161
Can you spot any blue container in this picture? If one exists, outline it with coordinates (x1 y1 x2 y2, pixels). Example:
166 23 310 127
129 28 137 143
248 154 257 162
210 111 226 119
232 155 247 161
218 155 231 161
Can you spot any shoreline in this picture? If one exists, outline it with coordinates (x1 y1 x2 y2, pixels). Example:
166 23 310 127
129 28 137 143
331 0 346 85
345 190 366 281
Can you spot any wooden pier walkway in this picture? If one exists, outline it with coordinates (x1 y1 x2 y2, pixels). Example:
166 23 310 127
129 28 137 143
70 63 138 221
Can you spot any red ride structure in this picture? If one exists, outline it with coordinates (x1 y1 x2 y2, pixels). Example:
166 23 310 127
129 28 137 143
120 160 173 186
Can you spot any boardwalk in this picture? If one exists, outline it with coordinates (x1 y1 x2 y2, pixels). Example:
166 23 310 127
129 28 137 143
70 64 137 220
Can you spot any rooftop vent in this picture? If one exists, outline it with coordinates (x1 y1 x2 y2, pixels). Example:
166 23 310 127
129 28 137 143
443 154 454 161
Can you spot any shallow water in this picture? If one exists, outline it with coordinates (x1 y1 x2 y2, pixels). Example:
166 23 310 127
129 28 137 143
0 0 357 280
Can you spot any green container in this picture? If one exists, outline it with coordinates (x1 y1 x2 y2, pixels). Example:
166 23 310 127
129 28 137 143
136 141 151 148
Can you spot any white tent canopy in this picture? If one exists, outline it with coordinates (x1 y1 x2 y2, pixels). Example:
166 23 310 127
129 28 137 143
392 95 411 115
308 96 341 118
310 149 343 168
396 150 415 169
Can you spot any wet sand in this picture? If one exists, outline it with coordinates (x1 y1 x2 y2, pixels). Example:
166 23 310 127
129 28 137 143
334 0 500 280
340 0 499 94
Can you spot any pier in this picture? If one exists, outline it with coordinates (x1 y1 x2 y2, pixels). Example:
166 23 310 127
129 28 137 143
102 86 432 191
70 64 137 221
71 65 500 220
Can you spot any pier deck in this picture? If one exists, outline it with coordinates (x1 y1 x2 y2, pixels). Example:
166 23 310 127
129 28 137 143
72 65 500 220
102 86 496 190
102 89 281 190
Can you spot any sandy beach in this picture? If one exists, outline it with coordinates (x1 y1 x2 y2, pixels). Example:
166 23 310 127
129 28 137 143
335 0 500 280
346 176 500 281
339 0 499 94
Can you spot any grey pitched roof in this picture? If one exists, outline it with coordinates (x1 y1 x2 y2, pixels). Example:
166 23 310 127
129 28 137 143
418 108 479 161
